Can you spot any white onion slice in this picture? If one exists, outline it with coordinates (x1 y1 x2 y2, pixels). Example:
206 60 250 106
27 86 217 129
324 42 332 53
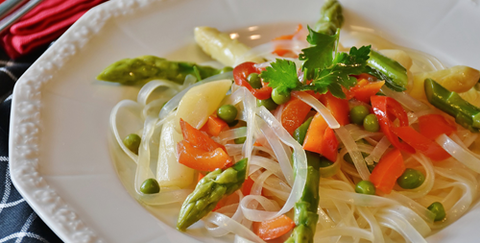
436 134 480 173
292 91 340 129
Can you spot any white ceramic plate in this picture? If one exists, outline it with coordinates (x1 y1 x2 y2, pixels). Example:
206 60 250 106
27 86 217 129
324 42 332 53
9 0 480 242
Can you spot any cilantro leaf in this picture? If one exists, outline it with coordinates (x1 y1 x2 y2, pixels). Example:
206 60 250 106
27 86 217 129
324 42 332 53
262 59 301 95
299 26 339 80
307 45 371 98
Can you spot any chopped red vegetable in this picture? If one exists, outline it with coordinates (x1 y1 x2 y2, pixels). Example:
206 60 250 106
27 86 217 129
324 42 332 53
391 126 451 161
233 62 272 100
319 92 350 126
350 79 385 103
418 114 457 140
281 96 312 135
252 215 295 241
200 115 228 137
303 112 339 162
369 148 406 194
371 95 415 154
177 119 232 171
180 118 226 151
242 176 255 196
177 141 233 171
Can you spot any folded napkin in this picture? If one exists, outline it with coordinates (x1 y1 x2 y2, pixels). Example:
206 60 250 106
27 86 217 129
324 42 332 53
1 0 107 59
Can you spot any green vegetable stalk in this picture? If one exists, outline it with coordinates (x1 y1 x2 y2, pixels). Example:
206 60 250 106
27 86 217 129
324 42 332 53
176 158 247 231
366 50 408 91
424 78 480 132
286 119 321 243
96 55 225 85
314 0 344 35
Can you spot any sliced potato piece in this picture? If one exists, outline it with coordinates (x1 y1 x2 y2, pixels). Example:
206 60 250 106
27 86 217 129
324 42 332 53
176 79 232 129
194 26 264 66
156 114 194 188
409 65 480 100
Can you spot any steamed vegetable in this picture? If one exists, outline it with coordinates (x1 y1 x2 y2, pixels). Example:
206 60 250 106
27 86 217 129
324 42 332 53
424 78 480 132
96 55 223 85
176 158 247 231
176 79 232 129
366 50 408 91
194 26 264 66
313 0 344 36
410 65 480 100
157 114 195 188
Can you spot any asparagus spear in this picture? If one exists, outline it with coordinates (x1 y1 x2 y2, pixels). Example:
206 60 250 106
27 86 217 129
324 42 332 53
314 0 344 36
366 50 408 91
96 55 226 85
286 119 321 243
424 78 480 132
176 158 247 231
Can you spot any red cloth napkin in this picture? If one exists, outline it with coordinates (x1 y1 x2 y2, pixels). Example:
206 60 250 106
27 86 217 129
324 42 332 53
1 0 107 59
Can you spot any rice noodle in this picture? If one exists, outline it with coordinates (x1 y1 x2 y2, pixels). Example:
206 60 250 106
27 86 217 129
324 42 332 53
436 134 480 173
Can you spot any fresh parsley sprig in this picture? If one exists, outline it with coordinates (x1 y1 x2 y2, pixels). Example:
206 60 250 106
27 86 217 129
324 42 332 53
261 26 371 99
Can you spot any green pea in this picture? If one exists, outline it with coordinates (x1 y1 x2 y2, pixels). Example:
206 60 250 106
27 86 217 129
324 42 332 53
355 180 376 195
123 133 141 154
271 88 291 105
350 105 370 125
363 114 380 132
257 98 278 111
397 168 425 189
428 202 446 222
217 104 238 123
247 73 262 89
140 178 160 194
234 137 246 144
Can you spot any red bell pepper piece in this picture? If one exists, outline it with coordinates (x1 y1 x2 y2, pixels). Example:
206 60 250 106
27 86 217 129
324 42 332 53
350 79 385 103
178 119 232 171
303 112 339 162
233 62 272 100
177 141 233 171
281 96 312 135
369 148 406 194
371 95 415 154
319 92 350 126
418 114 456 140
242 176 255 196
200 115 229 137
180 118 226 152
252 215 295 241
391 126 450 161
